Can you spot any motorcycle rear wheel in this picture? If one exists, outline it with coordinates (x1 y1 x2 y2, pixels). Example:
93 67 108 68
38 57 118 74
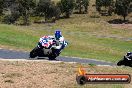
48 56 57 60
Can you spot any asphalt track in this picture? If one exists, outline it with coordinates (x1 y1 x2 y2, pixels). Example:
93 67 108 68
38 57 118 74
0 49 115 66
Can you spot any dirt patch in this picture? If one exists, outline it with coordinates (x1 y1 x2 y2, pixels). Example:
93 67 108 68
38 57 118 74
0 60 77 88
110 24 132 30
0 60 132 88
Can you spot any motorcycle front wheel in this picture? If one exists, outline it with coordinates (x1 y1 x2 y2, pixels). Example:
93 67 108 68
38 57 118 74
29 47 39 58
117 59 124 66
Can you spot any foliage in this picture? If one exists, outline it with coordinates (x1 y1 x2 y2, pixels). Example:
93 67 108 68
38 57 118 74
0 0 4 15
17 0 36 25
75 0 89 13
96 0 114 7
2 1 20 24
35 0 61 22
96 0 114 15
57 0 75 18
115 0 131 21
2 0 35 25
0 0 132 24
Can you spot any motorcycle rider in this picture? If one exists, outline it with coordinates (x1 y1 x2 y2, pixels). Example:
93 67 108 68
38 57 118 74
117 52 132 67
30 30 68 59
125 52 132 60
53 30 68 50
50 30 68 57
39 30 68 53
39 30 68 49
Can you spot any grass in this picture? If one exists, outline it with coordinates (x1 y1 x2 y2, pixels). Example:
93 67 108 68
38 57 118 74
0 14 132 63
0 24 39 50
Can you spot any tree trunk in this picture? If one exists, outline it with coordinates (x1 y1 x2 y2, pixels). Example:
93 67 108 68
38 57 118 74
79 3 82 13
65 12 70 18
23 9 29 25
123 15 126 22
45 16 47 22
85 6 88 13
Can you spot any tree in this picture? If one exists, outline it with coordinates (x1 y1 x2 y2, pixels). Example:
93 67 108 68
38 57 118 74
2 0 21 24
115 0 131 21
35 0 61 22
57 0 75 18
17 0 36 25
2 0 36 25
96 0 114 15
48 2 61 21
83 0 89 13
0 0 4 15
96 0 102 13
96 0 114 7
35 0 51 17
44 2 61 22
75 0 89 13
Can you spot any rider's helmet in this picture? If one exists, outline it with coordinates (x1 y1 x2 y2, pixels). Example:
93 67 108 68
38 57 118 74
126 52 132 56
55 30 62 40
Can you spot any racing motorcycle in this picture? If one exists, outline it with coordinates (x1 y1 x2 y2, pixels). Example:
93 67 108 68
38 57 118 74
29 36 67 60
117 52 132 67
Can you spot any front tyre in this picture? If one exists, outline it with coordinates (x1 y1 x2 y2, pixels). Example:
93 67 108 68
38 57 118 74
117 59 124 66
29 47 39 58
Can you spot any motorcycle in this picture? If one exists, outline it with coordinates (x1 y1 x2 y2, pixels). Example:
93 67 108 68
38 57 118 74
29 36 67 60
117 54 132 67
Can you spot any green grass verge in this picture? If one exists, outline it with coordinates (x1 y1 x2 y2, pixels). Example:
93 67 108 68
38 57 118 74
0 24 39 50
0 2 132 62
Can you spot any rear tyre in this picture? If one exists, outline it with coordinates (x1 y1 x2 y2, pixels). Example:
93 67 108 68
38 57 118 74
48 56 57 60
48 49 59 60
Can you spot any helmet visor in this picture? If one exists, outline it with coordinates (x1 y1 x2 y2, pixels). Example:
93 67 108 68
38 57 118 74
55 31 61 40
